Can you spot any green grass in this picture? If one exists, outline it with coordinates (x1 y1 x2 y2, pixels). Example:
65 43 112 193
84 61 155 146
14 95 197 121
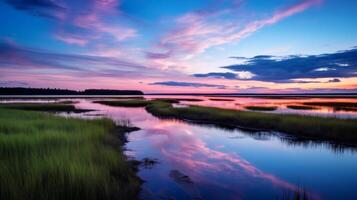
287 105 317 110
245 106 278 111
154 98 203 102
0 103 92 113
94 100 150 107
172 98 203 102
0 108 140 200
303 102 357 107
303 102 357 111
57 100 77 104
209 98 235 101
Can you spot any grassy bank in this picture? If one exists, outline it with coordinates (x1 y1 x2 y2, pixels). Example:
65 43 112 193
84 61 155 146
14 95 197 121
209 98 235 101
0 103 92 113
95 100 357 144
147 101 357 144
154 98 202 102
303 102 357 107
287 105 317 110
0 108 140 200
94 100 150 107
303 102 357 111
245 106 277 111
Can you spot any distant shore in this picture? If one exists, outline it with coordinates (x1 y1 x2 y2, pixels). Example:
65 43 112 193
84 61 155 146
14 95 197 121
0 87 143 96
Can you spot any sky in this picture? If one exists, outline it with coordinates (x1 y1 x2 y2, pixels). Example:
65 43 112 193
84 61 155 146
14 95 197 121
0 0 356 93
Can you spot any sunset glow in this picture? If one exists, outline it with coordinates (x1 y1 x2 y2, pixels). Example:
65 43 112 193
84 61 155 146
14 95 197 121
0 0 356 93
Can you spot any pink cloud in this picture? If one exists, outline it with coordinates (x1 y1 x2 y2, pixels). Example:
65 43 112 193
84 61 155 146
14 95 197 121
54 33 89 46
148 0 322 68
53 0 136 46
73 13 136 42
227 0 322 42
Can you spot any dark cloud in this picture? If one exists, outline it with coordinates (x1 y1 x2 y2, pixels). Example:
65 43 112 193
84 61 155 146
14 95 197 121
4 0 66 19
271 78 342 84
0 40 172 79
228 56 247 60
5 0 62 9
236 86 357 93
196 48 357 83
251 55 273 59
0 81 28 87
194 72 238 80
328 78 341 83
150 81 226 88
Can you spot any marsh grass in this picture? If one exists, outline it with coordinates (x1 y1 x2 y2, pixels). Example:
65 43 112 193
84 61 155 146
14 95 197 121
172 98 203 102
94 99 357 144
245 106 278 111
94 100 150 107
57 100 77 104
303 102 357 107
0 108 140 200
287 105 317 110
209 98 235 101
303 102 357 111
154 98 202 102
0 103 92 113
145 101 357 144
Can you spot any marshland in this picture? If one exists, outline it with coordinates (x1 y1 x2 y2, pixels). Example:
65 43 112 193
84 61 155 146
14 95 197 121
1 95 357 200
2 0 357 199
0 106 140 200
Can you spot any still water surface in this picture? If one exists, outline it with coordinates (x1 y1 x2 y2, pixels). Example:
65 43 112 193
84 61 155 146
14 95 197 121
2 97 357 199
72 99 357 200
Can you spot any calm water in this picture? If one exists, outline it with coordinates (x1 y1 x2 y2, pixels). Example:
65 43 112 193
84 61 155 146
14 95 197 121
2 96 357 199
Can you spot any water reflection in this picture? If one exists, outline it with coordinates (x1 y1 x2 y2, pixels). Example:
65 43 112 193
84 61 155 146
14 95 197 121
129 119 326 200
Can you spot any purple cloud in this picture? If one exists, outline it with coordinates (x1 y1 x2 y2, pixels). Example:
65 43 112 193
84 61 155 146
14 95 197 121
4 0 66 19
150 81 226 89
147 0 321 65
0 40 177 79
0 80 28 87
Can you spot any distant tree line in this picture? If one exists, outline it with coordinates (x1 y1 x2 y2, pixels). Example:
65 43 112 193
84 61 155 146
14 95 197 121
0 87 143 95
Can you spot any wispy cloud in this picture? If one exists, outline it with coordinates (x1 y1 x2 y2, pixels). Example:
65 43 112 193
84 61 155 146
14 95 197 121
54 32 89 46
71 0 137 43
150 81 226 89
4 0 137 51
0 80 28 87
147 0 321 69
0 39 172 79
